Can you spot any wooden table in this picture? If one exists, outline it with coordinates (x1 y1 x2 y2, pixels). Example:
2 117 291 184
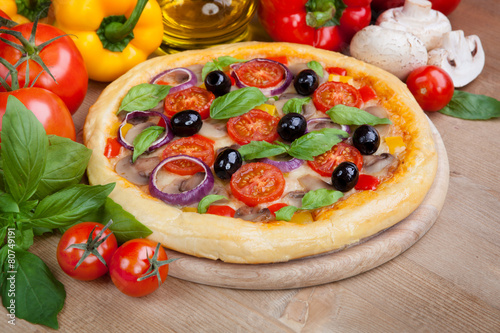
3 0 499 331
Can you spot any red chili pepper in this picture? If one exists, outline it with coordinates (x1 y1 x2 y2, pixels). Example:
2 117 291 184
104 137 122 158
258 0 372 52
355 174 380 191
206 205 236 218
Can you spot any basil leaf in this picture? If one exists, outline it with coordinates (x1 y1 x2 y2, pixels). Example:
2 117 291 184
301 188 343 210
210 87 268 119
101 198 152 243
29 183 115 229
0 191 19 213
326 105 392 125
0 156 5 192
1 96 48 203
282 97 312 114
288 128 348 161
439 90 500 120
275 206 298 222
202 56 246 80
119 83 171 113
238 141 289 161
1 250 65 329
198 195 228 214
307 60 324 77
34 135 92 199
13 228 34 251
132 126 165 162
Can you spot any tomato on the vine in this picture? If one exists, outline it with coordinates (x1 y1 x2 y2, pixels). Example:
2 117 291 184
57 222 118 281
308 142 363 177
406 65 454 112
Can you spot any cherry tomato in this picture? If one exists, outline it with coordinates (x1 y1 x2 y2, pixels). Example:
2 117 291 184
230 162 285 207
227 109 279 145
0 9 11 23
0 23 88 114
355 174 380 191
104 137 122 159
313 81 363 112
339 5 372 41
0 88 76 143
308 142 363 177
163 86 215 119
161 134 215 175
406 66 454 112
57 222 118 281
206 205 236 217
109 239 172 298
234 60 285 89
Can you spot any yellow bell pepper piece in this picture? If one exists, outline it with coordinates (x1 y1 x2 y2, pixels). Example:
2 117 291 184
289 210 314 224
0 0 51 24
182 207 198 213
328 74 353 84
52 0 163 82
385 136 405 154
255 103 278 116
120 123 134 137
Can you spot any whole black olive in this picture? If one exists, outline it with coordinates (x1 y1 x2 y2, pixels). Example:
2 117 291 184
294 69 319 96
170 110 202 137
352 125 380 155
277 113 307 142
214 148 242 180
331 161 359 192
204 70 231 97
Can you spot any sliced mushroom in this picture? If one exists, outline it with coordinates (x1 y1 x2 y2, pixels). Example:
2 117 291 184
282 191 306 207
274 93 317 119
364 105 391 137
115 156 160 185
198 118 228 140
234 206 273 222
361 153 398 177
179 172 205 192
298 175 332 192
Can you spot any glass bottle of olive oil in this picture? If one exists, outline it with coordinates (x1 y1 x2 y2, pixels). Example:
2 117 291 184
157 0 257 54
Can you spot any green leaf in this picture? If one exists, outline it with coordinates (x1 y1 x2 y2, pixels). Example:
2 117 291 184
0 191 19 213
288 128 348 161
282 97 312 114
13 228 34 251
119 83 171 112
301 188 343 210
34 135 92 199
0 156 4 192
198 195 228 214
275 206 298 222
1 96 48 203
202 56 246 80
238 141 289 161
439 90 500 120
29 183 115 229
307 61 324 77
132 126 165 162
326 105 392 126
101 198 152 243
210 87 268 119
2 250 65 329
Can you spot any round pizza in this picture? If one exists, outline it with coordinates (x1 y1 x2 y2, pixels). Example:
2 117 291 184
84 42 438 264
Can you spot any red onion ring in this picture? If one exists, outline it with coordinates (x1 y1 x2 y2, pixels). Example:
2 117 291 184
150 67 197 94
260 157 303 173
306 117 350 134
117 111 174 151
149 155 214 206
230 58 294 96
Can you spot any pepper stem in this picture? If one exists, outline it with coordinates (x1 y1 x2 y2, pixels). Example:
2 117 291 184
104 0 148 44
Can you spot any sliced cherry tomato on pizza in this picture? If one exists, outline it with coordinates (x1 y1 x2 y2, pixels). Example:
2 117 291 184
161 134 215 175
230 162 285 207
104 137 122 159
355 174 380 191
207 205 236 217
163 86 215 119
234 60 285 89
313 81 363 112
308 142 363 177
227 109 279 145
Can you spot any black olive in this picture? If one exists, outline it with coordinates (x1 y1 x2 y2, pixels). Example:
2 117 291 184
170 110 202 137
293 69 319 96
277 113 307 142
214 148 242 180
352 125 380 155
331 161 359 192
204 70 231 97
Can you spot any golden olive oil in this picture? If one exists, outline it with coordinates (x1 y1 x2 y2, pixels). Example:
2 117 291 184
157 0 257 54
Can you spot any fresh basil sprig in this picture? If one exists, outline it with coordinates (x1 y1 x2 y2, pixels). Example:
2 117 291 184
198 195 228 214
307 60 324 77
118 83 171 113
275 189 344 221
439 90 500 120
210 87 268 119
201 56 246 80
326 105 392 126
132 126 165 162
282 97 311 114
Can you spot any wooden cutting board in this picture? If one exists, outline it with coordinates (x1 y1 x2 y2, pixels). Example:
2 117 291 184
164 121 449 290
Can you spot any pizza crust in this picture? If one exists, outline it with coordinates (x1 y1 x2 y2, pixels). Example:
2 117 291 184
84 42 438 264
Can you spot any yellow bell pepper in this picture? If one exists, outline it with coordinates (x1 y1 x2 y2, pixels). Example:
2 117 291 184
0 0 51 24
52 0 163 82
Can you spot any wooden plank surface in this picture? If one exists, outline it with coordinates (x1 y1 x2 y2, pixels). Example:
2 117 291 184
2 0 500 331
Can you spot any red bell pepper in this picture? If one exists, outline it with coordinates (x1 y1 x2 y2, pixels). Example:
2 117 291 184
258 0 372 52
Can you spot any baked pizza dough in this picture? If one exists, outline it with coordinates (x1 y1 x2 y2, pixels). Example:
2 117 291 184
84 42 437 264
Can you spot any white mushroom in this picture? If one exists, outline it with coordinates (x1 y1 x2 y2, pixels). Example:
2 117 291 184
376 0 451 51
427 30 485 88
350 25 428 80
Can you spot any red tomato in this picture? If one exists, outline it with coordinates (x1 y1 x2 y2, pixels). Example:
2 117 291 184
104 137 122 159
0 9 11 22
161 135 215 175
339 5 372 41
0 88 76 142
163 86 215 119
0 23 88 114
406 66 454 112
227 109 279 145
313 81 363 112
234 60 285 88
230 162 285 207
325 67 348 76
308 142 363 177
207 205 236 217
355 174 380 191
109 239 172 298
57 222 118 281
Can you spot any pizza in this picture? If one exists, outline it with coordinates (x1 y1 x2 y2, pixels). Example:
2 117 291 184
84 42 438 264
